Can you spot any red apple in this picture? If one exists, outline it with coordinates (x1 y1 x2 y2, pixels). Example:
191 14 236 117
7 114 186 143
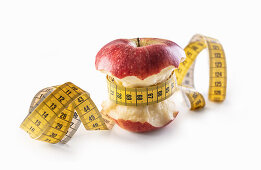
96 38 185 132
95 38 185 80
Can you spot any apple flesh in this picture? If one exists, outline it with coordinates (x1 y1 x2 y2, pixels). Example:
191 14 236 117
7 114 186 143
111 112 179 133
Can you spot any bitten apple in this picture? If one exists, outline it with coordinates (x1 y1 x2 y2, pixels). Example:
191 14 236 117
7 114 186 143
96 38 185 132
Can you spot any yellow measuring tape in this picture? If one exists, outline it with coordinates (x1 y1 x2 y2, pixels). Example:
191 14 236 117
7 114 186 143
106 71 178 106
175 34 227 109
20 82 111 144
20 34 227 144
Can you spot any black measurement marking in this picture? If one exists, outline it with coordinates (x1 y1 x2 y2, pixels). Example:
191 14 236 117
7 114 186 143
35 120 41 126
42 111 49 118
89 115 95 121
126 94 132 100
59 112 67 120
117 92 122 99
78 96 84 103
93 123 98 128
58 96 65 102
136 95 143 100
50 103 57 110
55 123 63 130
84 105 90 112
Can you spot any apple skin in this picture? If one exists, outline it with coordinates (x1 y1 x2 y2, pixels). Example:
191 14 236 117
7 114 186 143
95 38 185 80
109 111 179 132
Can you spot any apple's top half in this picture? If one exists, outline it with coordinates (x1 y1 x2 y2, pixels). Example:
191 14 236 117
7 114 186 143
95 38 186 80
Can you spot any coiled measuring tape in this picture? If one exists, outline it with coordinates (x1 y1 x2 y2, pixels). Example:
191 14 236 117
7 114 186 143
20 34 227 144
20 82 113 144
175 34 227 109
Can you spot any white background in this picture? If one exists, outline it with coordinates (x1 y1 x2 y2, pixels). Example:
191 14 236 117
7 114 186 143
0 0 260 170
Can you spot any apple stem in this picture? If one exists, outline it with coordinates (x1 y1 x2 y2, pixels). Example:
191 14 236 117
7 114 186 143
137 38 140 47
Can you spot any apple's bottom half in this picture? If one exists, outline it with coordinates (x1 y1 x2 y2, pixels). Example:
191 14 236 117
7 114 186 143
108 111 179 132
